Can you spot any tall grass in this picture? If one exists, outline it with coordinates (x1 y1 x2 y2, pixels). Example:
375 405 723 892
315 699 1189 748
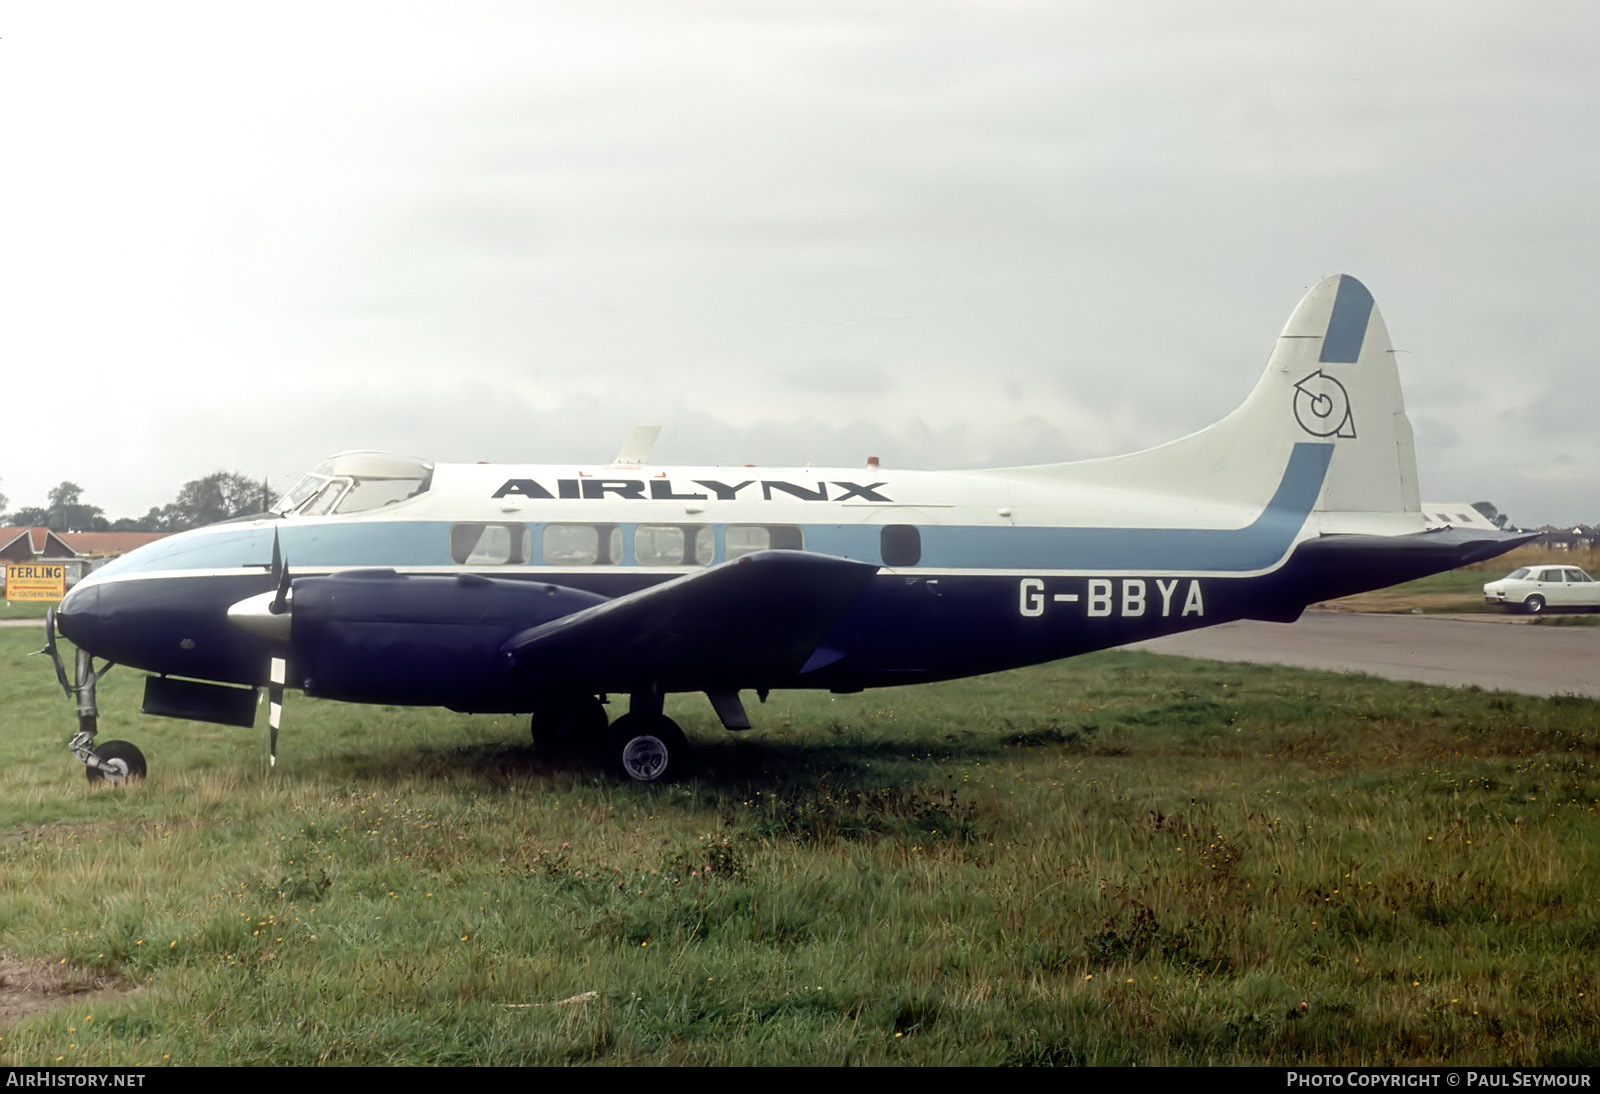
1318 544 1600 613
1462 543 1599 574
0 631 1595 1065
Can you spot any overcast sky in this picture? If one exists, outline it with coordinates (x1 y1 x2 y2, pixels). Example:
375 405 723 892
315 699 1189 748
2 2 1596 527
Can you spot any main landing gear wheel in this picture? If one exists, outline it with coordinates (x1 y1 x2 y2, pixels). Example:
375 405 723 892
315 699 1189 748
604 714 687 783
85 740 147 786
530 695 609 752
1523 595 1546 616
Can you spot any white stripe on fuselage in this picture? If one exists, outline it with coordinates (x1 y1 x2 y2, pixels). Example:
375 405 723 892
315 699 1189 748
73 447 1430 593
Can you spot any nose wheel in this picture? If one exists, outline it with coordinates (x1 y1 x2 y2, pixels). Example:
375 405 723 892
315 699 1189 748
84 740 147 786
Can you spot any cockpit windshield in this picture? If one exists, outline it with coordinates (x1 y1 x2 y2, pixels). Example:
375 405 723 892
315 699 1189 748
273 452 434 517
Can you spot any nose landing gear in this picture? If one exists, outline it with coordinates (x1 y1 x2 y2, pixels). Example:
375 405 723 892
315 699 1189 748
37 610 144 785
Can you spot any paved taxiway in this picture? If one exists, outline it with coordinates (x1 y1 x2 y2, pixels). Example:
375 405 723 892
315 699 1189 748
1132 610 1600 699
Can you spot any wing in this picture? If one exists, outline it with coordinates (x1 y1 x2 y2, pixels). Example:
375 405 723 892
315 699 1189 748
501 549 880 686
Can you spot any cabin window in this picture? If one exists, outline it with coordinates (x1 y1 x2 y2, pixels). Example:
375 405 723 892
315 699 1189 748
542 523 623 566
725 524 804 560
450 523 531 565
635 524 713 566
880 524 921 567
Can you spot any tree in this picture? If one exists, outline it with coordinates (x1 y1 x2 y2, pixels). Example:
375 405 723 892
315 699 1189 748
45 481 108 532
7 506 48 527
162 472 274 532
1471 500 1513 531
110 515 157 532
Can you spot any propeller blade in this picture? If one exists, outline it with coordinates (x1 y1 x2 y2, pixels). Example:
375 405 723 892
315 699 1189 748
33 607 72 698
267 655 285 768
270 538 291 616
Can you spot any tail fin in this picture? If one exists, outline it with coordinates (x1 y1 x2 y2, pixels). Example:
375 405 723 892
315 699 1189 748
1014 274 1421 518
1255 274 1419 514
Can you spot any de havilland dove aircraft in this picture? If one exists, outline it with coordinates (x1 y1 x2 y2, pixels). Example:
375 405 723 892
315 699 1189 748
43 275 1527 784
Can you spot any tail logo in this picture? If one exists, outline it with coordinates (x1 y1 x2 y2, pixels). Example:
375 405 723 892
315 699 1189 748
1293 370 1356 438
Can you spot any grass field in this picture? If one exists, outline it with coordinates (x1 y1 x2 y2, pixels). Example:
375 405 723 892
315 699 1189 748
0 599 53 620
0 626 1597 1066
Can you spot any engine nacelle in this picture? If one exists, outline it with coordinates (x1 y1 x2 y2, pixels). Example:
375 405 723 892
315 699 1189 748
289 570 607 708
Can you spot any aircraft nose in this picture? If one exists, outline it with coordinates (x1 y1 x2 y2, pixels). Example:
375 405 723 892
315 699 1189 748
55 582 101 648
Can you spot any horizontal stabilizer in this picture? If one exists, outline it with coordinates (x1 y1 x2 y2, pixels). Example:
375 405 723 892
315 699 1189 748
1300 527 1539 569
1254 527 1542 616
501 550 879 686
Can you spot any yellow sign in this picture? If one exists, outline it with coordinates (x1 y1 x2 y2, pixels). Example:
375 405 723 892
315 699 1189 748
5 563 66 602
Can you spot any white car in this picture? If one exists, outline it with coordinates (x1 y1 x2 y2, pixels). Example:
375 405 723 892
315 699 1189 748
1483 565 1600 614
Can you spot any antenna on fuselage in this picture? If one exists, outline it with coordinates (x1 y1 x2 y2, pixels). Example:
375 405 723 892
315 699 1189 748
611 425 661 466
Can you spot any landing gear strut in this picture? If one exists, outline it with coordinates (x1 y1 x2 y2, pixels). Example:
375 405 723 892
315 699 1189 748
53 638 141 785
37 612 142 785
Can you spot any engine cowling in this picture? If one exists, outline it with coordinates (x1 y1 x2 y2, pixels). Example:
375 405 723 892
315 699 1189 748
285 570 608 708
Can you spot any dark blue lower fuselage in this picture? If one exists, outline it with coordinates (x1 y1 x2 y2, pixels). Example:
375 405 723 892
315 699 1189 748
55 525 1513 714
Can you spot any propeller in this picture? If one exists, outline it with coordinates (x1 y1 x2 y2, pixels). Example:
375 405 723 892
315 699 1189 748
225 528 294 766
33 606 72 698
270 530 291 616
267 654 285 767
266 528 289 767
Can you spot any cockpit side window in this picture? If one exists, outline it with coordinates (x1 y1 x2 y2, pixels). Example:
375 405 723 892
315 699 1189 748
275 453 434 517
275 474 330 514
300 479 352 516
335 471 434 513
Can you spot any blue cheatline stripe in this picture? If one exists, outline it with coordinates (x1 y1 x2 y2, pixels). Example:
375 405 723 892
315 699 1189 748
1320 275 1374 364
93 523 445 577
908 442 1333 572
95 443 1333 578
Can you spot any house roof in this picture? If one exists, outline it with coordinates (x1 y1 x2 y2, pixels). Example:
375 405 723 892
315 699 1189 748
1 527 42 554
0 526 74 557
2 527 171 560
55 531 171 558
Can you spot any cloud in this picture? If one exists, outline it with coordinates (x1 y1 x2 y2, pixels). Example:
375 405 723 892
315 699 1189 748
4 2 1598 525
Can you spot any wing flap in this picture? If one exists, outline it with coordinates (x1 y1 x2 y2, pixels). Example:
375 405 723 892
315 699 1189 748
501 550 879 683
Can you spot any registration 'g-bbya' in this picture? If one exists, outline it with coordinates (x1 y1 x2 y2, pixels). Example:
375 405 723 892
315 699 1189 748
45 276 1529 783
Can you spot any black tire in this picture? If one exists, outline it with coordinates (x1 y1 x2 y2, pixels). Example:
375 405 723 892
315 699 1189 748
529 695 609 752
603 714 688 782
1523 595 1546 615
85 740 147 785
